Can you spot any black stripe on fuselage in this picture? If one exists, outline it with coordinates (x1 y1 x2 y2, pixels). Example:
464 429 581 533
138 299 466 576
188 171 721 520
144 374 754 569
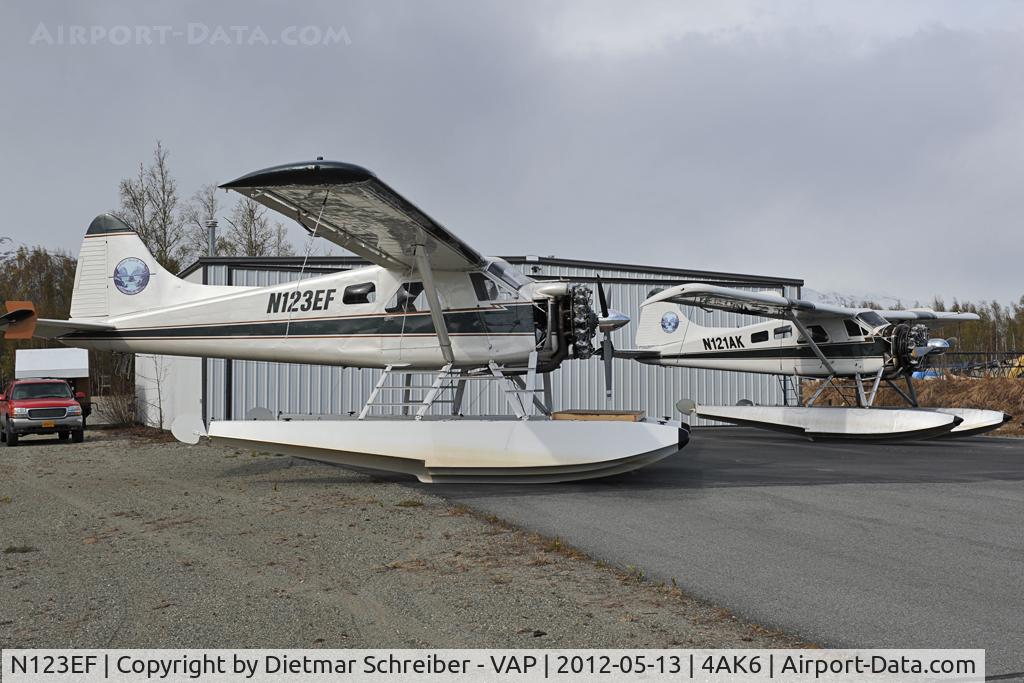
62 304 536 340
653 339 890 361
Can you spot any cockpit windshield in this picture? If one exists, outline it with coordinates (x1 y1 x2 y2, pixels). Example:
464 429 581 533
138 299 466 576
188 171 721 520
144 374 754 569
856 311 888 329
486 259 531 292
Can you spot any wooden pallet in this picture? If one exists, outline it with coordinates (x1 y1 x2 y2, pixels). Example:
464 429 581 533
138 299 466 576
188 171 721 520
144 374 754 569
551 410 645 422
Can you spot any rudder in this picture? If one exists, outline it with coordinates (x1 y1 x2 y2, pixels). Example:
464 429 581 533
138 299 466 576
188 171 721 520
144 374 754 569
71 214 170 318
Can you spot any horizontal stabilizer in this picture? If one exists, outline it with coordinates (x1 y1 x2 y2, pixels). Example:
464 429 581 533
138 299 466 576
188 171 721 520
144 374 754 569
34 318 116 339
2 301 36 339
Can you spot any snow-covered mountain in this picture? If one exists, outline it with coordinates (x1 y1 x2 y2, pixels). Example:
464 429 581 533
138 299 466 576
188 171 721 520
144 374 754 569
802 287 923 309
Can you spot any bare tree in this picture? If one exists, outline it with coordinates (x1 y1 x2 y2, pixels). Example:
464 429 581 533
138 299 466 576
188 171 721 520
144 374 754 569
114 143 294 266
135 354 169 429
115 162 151 239
114 141 186 272
222 198 295 257
181 184 230 262
270 221 295 257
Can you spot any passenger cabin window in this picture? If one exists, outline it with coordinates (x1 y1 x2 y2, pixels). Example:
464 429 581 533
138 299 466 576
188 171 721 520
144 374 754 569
773 325 793 339
751 330 769 343
797 325 829 344
843 319 864 337
470 272 500 301
386 282 428 312
343 282 376 305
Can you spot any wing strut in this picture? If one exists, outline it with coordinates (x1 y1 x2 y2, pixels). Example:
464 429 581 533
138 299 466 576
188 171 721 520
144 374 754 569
785 312 836 375
415 244 454 364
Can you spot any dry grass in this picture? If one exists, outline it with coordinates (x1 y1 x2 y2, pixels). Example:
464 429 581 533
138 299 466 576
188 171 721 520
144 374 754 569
805 377 1024 435
3 545 38 554
111 425 179 443
383 558 429 571
94 393 137 427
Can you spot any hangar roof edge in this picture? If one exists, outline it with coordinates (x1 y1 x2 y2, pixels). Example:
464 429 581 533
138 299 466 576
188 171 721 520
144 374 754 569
178 255 803 288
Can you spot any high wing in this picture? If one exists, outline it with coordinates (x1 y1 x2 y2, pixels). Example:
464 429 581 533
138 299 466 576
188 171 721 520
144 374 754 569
645 284 980 323
873 309 981 322
220 160 486 272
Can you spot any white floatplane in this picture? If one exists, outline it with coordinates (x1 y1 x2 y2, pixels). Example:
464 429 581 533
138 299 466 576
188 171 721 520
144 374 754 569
1 160 686 481
623 284 1010 441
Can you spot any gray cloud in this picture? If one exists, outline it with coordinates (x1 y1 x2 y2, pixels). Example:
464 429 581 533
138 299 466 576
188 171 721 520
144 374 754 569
1 1 1022 303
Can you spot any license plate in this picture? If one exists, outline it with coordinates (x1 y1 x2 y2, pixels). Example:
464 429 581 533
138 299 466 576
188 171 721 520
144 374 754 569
42 420 55 428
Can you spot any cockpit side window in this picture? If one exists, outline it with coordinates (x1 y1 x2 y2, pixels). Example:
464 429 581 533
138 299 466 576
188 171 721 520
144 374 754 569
797 325 829 344
386 281 427 312
843 319 865 338
473 269 518 302
469 272 500 302
486 260 530 291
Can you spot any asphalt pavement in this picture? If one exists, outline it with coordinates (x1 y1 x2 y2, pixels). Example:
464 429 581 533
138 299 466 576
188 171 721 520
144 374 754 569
431 428 1024 677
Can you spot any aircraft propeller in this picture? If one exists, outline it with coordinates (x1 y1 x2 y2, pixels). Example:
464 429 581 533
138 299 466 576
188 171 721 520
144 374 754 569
593 275 630 399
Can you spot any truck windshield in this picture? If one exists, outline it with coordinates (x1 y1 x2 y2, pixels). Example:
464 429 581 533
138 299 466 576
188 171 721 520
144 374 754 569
11 383 73 400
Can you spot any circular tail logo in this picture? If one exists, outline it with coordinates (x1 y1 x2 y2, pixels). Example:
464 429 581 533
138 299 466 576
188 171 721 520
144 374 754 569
113 257 150 295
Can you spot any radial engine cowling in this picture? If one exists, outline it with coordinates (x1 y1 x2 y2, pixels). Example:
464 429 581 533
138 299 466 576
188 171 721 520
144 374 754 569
888 323 951 372
568 284 599 359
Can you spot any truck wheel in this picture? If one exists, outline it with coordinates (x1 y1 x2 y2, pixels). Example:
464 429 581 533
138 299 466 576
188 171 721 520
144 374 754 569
6 432 18 447
71 429 84 443
58 431 70 441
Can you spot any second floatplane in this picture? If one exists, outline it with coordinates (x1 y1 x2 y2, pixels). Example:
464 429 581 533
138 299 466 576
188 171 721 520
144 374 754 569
624 284 1009 440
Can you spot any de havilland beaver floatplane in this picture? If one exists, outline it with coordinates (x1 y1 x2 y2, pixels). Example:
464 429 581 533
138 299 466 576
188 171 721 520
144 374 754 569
624 284 1010 440
0 160 686 482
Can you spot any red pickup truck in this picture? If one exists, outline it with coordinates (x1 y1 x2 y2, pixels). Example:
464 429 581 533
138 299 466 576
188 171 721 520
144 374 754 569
0 378 86 446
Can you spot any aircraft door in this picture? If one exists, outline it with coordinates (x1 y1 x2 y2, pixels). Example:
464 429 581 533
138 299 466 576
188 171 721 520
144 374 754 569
381 280 442 361
332 277 382 366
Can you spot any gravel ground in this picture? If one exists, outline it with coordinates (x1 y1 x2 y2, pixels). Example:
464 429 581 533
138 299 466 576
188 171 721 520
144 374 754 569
0 429 805 649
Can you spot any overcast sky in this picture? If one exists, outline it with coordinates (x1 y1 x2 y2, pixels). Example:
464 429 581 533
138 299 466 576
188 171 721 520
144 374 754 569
2 1 1023 304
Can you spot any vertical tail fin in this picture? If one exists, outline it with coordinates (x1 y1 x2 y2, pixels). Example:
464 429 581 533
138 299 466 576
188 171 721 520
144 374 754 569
636 300 690 349
71 214 178 319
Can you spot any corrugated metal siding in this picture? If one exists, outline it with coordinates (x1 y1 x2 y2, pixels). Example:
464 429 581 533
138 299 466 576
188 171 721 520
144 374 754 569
199 261 799 426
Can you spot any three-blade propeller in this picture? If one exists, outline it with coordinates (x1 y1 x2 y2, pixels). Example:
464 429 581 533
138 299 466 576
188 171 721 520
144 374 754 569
594 275 630 399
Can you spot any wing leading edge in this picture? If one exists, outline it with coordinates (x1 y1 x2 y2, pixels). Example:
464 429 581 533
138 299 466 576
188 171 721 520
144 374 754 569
220 160 486 272
645 284 980 323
